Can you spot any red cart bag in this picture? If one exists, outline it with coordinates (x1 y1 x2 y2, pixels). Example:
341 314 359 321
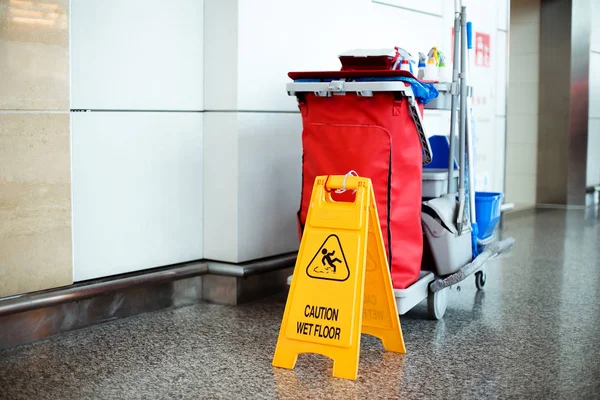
291 74 429 289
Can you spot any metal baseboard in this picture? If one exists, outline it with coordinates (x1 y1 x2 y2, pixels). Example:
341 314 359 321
203 266 294 305
205 252 297 277
0 262 209 317
0 262 208 349
202 252 297 305
0 253 298 349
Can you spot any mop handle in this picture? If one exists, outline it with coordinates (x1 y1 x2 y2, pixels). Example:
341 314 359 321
467 22 473 50
465 21 477 225
447 13 461 194
459 7 467 196
459 8 467 188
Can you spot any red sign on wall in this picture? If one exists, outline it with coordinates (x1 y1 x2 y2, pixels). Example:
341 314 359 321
475 33 490 67
450 29 491 67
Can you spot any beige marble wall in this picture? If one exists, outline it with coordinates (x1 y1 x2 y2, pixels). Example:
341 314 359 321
0 0 72 298
505 0 540 210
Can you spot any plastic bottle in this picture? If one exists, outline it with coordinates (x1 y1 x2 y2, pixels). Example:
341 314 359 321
400 59 411 72
428 47 440 66
418 52 426 79
410 55 419 75
424 58 439 81
438 51 449 82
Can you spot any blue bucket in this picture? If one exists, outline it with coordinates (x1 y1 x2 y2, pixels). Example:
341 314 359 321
423 135 458 170
475 192 503 240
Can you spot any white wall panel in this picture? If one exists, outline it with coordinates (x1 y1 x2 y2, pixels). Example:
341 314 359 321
71 0 204 111
203 112 239 261
496 31 508 116
494 116 507 192
204 0 238 111
587 118 600 187
373 0 444 16
72 112 204 281
235 0 442 112
592 0 600 53
203 111 302 262
497 0 509 31
589 52 600 119
589 3 600 186
237 112 302 261
423 110 451 137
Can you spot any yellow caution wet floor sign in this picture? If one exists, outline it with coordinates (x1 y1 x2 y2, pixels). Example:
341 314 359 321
272 175 405 381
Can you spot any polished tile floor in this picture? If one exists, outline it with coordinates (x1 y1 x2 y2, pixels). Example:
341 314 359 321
1 208 599 399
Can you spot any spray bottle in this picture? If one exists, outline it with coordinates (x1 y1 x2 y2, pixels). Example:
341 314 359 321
424 57 438 81
438 51 449 82
400 59 411 72
418 52 427 79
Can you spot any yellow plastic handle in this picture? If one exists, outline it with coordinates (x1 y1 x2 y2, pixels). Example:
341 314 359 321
323 175 363 192
309 176 370 231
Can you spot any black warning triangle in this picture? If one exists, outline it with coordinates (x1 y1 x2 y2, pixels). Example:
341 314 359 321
305 234 350 282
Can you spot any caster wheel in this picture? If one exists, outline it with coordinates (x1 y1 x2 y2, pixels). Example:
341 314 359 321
427 287 448 320
475 271 486 290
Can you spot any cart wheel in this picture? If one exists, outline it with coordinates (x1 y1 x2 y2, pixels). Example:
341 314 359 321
475 271 486 290
427 287 448 320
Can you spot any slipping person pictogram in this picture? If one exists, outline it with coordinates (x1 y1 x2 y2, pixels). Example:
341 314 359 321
306 234 350 281
321 248 341 273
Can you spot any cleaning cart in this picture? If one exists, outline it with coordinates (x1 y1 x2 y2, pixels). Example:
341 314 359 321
414 5 514 319
286 6 514 320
